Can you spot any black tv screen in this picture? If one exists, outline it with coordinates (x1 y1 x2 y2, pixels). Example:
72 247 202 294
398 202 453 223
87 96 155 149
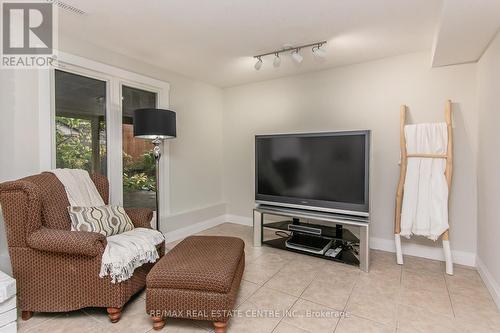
255 131 370 216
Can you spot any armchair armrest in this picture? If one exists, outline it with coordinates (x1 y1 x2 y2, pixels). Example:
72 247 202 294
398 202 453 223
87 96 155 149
125 207 154 229
27 228 106 257
0 180 42 246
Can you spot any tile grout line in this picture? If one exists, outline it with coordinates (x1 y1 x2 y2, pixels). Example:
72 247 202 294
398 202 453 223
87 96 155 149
443 270 457 318
234 282 261 310
299 266 352 333
348 270 403 330
387 263 402 331
22 314 62 333
397 266 458 324
331 269 361 332
238 256 297 333
265 256 324 333
241 257 291 286
395 265 403 331
344 262 402 330
270 297 303 333
261 266 318 299
254 256 296 333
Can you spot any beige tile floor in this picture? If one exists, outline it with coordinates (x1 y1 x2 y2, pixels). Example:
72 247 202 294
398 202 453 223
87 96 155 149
18 223 500 333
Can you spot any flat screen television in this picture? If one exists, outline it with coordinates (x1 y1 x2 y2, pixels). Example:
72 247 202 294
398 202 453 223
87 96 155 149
255 131 370 217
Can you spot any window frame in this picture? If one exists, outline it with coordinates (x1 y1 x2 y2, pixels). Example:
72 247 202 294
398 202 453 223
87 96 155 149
118 80 161 210
40 51 171 224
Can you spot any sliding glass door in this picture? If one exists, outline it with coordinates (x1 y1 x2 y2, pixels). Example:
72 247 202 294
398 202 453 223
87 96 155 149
54 69 107 175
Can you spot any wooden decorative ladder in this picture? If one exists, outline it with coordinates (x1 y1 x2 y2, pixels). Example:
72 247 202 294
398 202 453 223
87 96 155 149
394 100 454 275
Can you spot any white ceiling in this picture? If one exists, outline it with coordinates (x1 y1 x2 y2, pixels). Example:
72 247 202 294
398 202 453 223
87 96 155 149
431 0 500 67
57 0 500 88
58 0 442 87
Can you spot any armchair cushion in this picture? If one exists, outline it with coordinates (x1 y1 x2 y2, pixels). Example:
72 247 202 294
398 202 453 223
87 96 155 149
68 205 134 236
27 228 106 257
124 207 154 229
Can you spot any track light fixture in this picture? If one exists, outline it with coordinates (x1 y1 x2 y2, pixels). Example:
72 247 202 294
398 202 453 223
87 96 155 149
254 56 263 70
273 53 281 68
291 49 303 64
253 41 326 70
312 44 327 58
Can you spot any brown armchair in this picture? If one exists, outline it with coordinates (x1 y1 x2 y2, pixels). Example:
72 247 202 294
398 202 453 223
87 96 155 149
0 172 164 322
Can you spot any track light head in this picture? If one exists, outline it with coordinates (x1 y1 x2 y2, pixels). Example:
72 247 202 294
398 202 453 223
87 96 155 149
312 44 327 58
291 49 303 64
254 57 263 70
273 53 281 68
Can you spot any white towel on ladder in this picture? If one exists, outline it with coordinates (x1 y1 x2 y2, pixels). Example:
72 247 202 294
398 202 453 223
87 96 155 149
400 123 449 241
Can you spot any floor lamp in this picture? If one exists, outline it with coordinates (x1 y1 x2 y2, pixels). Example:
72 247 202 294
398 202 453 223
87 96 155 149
133 108 176 232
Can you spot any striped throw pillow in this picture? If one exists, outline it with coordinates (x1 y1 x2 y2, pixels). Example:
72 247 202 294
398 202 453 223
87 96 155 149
68 205 134 236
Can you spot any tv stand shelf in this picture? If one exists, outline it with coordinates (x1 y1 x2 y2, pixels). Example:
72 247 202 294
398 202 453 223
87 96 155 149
263 220 360 243
262 238 360 266
253 205 370 272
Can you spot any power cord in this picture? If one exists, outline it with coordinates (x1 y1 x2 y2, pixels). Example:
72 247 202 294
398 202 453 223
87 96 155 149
340 241 359 255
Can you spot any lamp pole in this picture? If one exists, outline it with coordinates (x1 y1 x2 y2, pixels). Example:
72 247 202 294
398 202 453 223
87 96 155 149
152 137 161 232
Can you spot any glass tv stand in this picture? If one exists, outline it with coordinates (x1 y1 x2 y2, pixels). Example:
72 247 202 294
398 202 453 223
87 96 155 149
253 205 370 272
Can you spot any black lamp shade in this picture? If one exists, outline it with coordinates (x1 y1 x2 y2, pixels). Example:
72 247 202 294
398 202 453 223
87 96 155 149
133 108 176 139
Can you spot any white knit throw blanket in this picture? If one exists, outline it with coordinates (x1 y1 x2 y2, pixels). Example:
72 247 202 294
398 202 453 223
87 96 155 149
100 228 165 283
50 168 105 206
50 169 164 283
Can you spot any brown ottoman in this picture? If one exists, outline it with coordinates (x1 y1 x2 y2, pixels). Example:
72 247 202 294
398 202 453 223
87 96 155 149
146 235 245 332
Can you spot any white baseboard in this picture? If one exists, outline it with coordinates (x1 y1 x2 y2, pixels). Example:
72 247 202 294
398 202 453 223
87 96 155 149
163 213 253 242
163 215 226 243
476 256 500 310
370 237 476 267
163 213 254 243
163 203 226 231
224 214 253 226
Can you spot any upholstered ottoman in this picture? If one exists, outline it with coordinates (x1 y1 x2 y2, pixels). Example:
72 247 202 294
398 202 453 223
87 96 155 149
146 236 245 332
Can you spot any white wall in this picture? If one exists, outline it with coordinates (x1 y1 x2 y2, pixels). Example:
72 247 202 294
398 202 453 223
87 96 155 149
0 70 41 181
0 69 42 274
477 31 500 307
223 52 478 261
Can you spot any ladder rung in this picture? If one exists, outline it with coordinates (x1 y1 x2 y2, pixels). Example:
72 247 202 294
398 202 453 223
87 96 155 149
407 153 447 159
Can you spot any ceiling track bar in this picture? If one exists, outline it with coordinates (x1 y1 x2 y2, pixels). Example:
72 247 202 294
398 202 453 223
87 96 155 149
254 41 327 59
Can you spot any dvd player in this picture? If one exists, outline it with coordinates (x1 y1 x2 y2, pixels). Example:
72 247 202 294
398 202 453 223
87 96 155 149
287 224 322 235
285 233 333 255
